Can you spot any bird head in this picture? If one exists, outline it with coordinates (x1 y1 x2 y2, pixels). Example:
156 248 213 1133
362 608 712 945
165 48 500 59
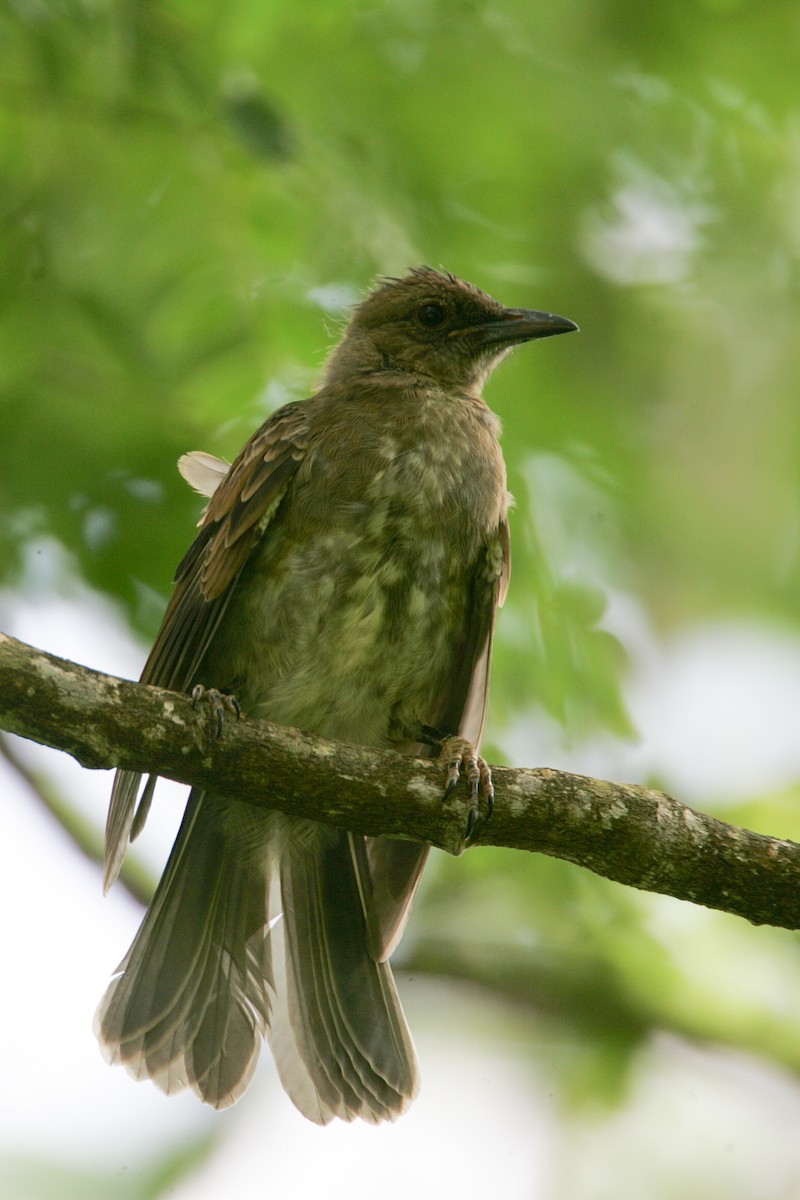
324 266 577 394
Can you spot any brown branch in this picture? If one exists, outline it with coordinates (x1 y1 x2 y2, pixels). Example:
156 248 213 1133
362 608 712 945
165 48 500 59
1 630 798 930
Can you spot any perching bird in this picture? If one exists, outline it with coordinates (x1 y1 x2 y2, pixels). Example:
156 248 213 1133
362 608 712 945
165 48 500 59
96 267 577 1123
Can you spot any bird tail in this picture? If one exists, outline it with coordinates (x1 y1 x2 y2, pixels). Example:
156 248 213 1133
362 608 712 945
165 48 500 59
95 793 419 1121
268 821 419 1123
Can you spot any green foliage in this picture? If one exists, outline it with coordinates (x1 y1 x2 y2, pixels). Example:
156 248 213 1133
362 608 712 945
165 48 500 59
6 0 800 708
6 0 800 726
0 1130 217 1200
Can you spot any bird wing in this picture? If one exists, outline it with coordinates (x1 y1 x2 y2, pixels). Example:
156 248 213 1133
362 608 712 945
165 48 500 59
358 517 511 961
429 515 511 748
103 401 311 891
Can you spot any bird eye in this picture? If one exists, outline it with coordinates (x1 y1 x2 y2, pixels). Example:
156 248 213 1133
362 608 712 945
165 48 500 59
417 302 447 328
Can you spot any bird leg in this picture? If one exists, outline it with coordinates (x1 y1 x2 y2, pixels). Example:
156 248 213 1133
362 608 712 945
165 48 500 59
420 726 494 843
191 684 241 738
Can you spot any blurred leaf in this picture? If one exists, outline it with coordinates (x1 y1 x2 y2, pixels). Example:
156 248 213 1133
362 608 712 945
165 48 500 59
222 75 295 162
0 1128 216 1200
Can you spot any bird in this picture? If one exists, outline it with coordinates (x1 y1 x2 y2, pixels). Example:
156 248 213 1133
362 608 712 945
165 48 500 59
95 266 577 1123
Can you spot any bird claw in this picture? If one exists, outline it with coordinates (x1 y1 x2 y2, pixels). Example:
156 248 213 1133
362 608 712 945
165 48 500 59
440 736 494 844
191 684 241 738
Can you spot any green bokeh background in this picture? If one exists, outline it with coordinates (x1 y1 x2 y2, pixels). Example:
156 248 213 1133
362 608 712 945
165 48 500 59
3 1 800 1196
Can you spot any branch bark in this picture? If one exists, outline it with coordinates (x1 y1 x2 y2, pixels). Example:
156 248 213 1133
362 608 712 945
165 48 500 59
1 630 798 930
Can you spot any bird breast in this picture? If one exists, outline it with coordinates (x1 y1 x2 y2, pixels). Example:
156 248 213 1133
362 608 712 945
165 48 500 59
203 389 507 748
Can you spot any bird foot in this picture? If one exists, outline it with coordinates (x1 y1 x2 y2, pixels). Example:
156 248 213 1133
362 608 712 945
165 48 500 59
191 684 241 738
439 735 494 844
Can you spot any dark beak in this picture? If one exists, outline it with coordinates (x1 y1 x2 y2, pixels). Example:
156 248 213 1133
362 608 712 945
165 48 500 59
478 308 579 345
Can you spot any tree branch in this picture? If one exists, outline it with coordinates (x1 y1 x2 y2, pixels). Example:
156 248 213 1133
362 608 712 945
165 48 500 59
1 630 798 930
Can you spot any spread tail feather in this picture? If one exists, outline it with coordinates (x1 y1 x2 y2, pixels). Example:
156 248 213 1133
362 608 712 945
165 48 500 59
95 791 272 1108
273 823 419 1123
96 797 418 1121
